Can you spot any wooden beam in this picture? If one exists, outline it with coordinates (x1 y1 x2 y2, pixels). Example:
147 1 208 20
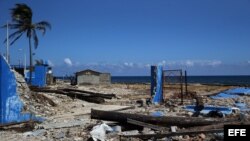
31 88 105 104
91 109 231 127
61 88 116 99
127 118 169 131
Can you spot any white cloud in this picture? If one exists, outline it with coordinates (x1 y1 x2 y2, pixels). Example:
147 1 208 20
124 62 134 67
198 60 222 66
206 60 222 66
64 58 72 66
158 60 167 66
136 63 145 68
145 64 151 68
75 61 81 66
165 61 177 66
184 60 194 67
248 61 250 64
156 60 222 67
47 60 54 67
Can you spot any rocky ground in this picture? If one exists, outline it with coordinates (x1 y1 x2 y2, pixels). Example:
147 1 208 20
0 74 249 141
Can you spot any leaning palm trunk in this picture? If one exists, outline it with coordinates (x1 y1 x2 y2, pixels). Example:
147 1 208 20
29 37 32 84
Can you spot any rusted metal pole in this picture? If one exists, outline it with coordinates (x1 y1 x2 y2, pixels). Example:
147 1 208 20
185 70 188 96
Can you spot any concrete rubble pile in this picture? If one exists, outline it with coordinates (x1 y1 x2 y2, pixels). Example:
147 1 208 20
14 71 56 117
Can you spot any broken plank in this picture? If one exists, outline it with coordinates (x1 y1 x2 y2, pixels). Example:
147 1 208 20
31 88 105 104
61 88 116 99
111 106 135 112
127 118 169 131
31 88 67 94
0 120 36 129
184 121 250 132
91 109 231 127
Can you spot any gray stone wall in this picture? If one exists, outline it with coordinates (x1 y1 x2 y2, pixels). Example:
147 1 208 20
77 73 110 85
77 74 100 85
99 73 111 84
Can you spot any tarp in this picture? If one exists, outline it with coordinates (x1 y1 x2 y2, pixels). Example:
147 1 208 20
185 105 232 115
234 102 250 112
0 55 40 125
224 87 250 95
211 87 250 99
210 93 239 99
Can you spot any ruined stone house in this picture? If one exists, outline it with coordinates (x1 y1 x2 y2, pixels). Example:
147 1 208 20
76 69 111 85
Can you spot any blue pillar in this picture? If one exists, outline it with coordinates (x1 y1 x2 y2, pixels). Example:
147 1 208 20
151 65 163 104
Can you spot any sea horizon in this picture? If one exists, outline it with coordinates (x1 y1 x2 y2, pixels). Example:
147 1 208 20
111 75 250 86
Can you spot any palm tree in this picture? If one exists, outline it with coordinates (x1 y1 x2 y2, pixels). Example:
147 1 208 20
4 3 51 84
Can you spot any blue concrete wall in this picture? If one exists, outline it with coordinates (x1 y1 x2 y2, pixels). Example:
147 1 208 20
26 65 48 87
0 55 35 125
32 65 48 87
151 65 163 104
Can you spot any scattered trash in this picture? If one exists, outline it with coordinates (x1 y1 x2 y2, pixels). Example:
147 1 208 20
54 131 65 139
90 123 113 141
206 110 224 118
151 111 165 117
136 100 144 107
171 126 177 132
235 101 250 112
121 130 139 136
23 129 47 137
214 133 224 140
112 126 121 133
185 105 232 115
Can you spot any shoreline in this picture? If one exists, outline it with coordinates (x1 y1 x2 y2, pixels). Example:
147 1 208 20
111 82 250 87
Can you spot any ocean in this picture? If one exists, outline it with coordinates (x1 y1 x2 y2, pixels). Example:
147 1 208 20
111 76 250 86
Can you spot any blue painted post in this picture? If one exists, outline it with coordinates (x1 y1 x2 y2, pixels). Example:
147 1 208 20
151 65 163 104
0 55 39 125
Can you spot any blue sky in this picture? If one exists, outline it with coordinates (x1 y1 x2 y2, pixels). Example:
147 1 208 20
1 0 250 76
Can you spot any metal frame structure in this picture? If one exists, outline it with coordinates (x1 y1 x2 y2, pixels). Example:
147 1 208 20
163 69 187 104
